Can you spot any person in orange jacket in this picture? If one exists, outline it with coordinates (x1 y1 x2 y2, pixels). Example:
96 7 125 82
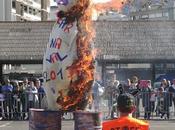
103 93 149 130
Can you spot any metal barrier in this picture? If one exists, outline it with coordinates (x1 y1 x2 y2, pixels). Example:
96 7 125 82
101 91 175 120
0 92 45 120
0 91 175 120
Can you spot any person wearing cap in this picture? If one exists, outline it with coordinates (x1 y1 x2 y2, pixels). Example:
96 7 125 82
103 93 149 130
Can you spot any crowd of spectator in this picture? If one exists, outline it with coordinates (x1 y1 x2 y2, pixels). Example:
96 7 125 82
0 78 45 120
1 75 175 121
93 75 175 120
138 78 175 120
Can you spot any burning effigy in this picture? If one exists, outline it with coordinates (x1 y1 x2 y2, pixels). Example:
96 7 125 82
43 0 95 111
43 0 129 111
28 1 133 130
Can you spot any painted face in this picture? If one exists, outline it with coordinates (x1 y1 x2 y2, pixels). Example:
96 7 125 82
56 0 77 12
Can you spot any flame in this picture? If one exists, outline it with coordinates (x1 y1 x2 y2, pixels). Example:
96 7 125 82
93 0 128 12
56 0 127 111
57 0 95 111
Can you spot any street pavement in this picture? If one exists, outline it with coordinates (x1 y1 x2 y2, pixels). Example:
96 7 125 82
0 120 175 130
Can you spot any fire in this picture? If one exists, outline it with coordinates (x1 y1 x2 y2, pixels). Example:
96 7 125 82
93 0 128 12
56 0 94 111
56 0 127 111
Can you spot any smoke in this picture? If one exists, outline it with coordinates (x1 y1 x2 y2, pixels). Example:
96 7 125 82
93 0 111 4
93 0 127 12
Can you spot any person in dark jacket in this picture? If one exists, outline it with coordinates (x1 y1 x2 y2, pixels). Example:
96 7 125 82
20 78 29 119
169 79 175 108
35 79 45 108
2 79 13 119
12 81 22 120
142 84 152 120
157 87 170 119
129 76 140 118
0 82 4 120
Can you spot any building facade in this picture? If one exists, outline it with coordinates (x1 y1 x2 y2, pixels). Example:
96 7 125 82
128 0 175 20
0 0 12 21
49 4 57 20
0 21 175 84
94 0 175 21
0 0 50 21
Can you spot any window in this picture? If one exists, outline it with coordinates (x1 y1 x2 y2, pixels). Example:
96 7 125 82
155 64 164 70
120 64 151 69
34 0 41 4
12 1 16 9
24 6 27 12
166 64 175 69
21 18 27 22
33 9 36 15
29 7 32 14
20 4 24 15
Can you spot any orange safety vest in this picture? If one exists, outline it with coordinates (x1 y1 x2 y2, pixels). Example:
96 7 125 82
103 116 149 130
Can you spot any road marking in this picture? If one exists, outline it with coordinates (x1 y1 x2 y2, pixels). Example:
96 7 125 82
0 122 12 127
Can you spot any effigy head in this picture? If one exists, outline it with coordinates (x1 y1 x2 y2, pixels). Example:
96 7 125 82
56 0 78 12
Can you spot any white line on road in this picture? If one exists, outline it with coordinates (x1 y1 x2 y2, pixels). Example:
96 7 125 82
0 122 12 127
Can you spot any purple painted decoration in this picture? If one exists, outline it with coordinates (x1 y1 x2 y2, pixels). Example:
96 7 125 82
56 0 69 5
